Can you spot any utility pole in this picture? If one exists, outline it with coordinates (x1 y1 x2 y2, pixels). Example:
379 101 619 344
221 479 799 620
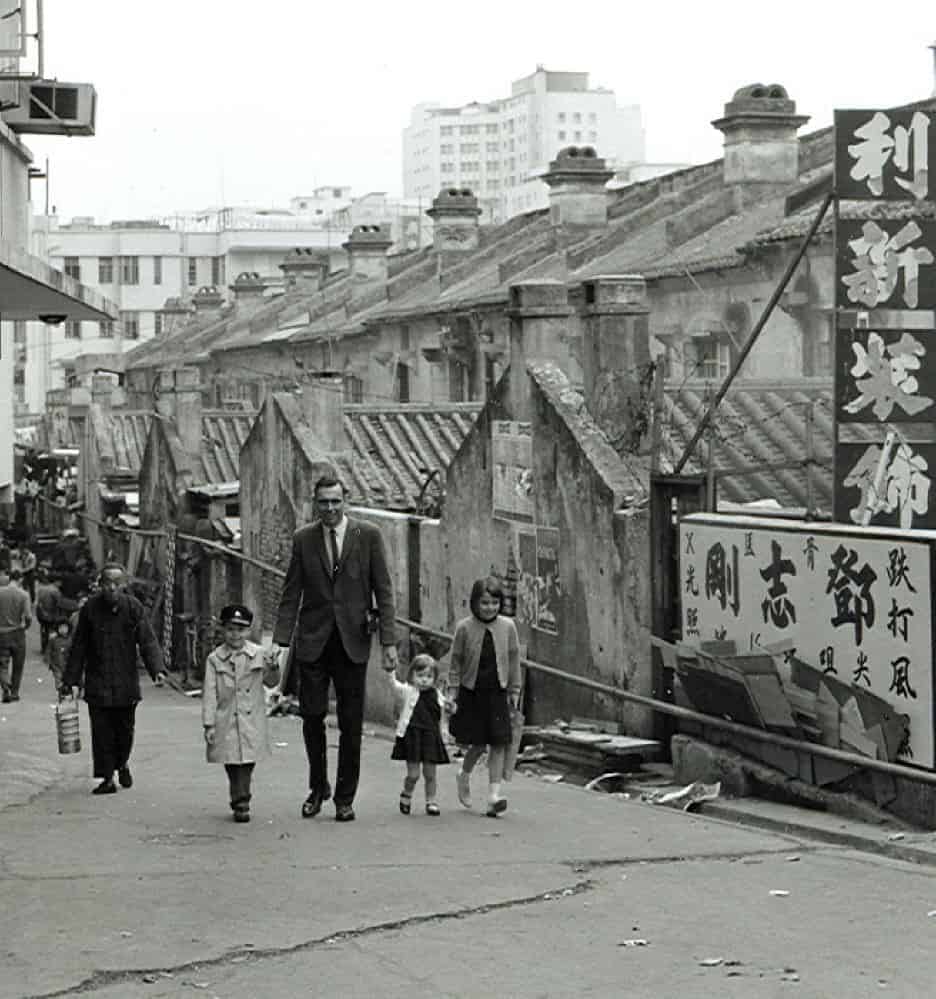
704 387 716 512
804 399 815 519
650 360 664 474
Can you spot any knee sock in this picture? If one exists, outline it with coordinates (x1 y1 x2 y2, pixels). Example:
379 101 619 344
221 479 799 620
489 780 502 802
424 773 438 802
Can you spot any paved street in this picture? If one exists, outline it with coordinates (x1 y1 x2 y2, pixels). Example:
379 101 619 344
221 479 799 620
4 623 936 998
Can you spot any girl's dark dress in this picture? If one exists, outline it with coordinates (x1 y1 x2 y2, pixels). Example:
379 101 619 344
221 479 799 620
391 688 450 764
451 628 512 747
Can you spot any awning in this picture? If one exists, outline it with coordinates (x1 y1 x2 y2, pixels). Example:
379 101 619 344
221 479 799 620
0 241 117 321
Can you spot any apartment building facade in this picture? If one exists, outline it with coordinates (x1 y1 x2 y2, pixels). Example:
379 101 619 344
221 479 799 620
403 66 645 222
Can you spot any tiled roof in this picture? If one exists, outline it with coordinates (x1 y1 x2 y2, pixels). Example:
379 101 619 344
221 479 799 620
92 409 152 475
755 197 936 245
196 409 256 486
273 392 482 511
338 402 482 510
661 379 880 511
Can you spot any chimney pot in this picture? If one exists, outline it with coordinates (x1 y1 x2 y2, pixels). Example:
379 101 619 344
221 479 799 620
427 187 482 252
542 146 613 227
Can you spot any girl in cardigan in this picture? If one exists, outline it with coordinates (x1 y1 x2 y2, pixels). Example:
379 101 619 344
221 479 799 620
448 576 521 817
385 653 450 816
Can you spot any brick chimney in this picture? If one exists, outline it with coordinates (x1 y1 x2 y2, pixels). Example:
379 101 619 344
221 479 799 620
279 249 328 292
229 271 266 304
90 373 115 408
427 187 482 252
156 366 203 462
191 285 225 314
542 146 613 227
507 281 577 414
299 374 347 453
159 297 193 338
712 84 809 186
579 275 651 450
343 225 392 303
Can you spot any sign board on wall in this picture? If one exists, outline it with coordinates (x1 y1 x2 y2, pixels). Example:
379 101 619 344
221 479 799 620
679 514 935 767
492 420 533 522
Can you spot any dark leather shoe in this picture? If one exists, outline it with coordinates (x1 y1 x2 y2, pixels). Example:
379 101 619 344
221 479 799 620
301 792 323 818
334 803 355 822
233 809 251 823
92 779 117 795
117 767 133 789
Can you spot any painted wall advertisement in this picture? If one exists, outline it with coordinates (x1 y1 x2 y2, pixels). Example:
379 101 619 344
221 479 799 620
510 525 561 636
679 514 935 768
492 420 533 522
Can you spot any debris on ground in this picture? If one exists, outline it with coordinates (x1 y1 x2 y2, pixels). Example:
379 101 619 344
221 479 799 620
618 938 649 947
769 889 790 897
643 780 721 812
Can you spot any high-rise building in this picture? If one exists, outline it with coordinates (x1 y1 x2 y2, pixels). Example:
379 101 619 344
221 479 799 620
403 67 645 222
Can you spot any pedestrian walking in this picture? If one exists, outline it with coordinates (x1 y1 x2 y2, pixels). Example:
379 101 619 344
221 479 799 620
273 474 398 823
35 569 62 653
46 619 73 690
383 653 450 816
202 604 279 823
448 576 522 818
0 566 31 702
60 563 166 795
19 545 37 604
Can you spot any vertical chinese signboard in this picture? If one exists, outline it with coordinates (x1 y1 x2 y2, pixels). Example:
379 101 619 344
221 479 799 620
833 108 936 529
680 513 935 767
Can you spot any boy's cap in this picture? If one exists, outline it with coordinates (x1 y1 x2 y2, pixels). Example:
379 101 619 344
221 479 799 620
220 604 253 627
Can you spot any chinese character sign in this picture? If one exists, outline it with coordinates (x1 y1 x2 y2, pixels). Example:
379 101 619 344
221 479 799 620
835 329 936 423
836 440 936 531
680 514 934 766
835 219 936 310
835 110 933 201
492 420 533 522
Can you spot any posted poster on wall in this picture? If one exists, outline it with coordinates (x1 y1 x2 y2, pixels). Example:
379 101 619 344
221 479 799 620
534 527 561 635
679 513 936 767
515 528 538 629
492 421 533 522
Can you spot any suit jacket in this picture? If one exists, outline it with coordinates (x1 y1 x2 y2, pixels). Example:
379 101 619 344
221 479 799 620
273 517 396 666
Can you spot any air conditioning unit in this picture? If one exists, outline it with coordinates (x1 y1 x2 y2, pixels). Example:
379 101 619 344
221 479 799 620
1 80 96 135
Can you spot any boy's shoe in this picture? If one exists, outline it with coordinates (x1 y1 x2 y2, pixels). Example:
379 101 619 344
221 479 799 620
117 766 133 789
92 779 117 795
425 802 441 817
233 808 251 823
456 772 472 809
334 804 355 822
399 792 412 815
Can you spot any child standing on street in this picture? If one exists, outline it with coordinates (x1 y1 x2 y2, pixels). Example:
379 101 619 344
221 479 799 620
202 604 279 823
384 653 450 816
448 577 521 818
46 619 72 690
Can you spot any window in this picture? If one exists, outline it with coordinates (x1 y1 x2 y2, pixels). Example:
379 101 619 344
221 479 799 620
485 123 498 134
588 112 597 123
486 141 499 154
574 131 582 142
13 320 25 344
558 130 566 141
440 143 454 154
211 255 225 286
99 320 114 338
332 187 343 198
154 312 163 337
343 374 363 404
589 130 598 142
120 311 139 339
460 124 479 135
573 112 582 124
400 325 410 351
440 163 455 174
187 257 197 285
440 125 453 137
448 358 465 402
459 143 479 154
693 336 731 379
557 112 566 123
486 160 499 172
98 257 113 283
153 256 162 285
395 362 411 403
65 320 81 340
119 256 139 285
64 257 80 280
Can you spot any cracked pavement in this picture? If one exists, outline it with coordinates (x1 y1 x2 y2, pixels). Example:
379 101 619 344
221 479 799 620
5 629 936 997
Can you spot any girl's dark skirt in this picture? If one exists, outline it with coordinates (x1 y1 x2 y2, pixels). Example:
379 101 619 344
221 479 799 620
391 726 450 764
450 684 512 747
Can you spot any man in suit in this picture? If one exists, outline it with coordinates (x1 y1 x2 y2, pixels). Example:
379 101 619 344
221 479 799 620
273 474 398 822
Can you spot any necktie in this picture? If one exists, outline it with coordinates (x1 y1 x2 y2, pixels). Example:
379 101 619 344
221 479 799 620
329 528 340 576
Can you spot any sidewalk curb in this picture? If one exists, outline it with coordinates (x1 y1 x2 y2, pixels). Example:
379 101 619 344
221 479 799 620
699 800 936 867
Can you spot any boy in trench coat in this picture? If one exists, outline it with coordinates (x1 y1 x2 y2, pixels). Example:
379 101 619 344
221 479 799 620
203 604 280 822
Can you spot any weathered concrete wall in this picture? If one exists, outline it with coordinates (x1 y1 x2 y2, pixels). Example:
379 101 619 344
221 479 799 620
434 370 654 735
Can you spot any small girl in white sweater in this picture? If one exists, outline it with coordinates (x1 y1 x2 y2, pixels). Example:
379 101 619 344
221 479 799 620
384 653 450 816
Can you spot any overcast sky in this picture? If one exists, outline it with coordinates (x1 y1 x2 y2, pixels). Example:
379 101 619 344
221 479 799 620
24 0 936 222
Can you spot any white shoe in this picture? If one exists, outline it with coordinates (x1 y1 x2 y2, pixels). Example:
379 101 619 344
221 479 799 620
456 771 472 809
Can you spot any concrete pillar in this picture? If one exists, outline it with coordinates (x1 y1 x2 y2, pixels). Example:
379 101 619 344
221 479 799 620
506 281 575 416
579 274 651 451
300 374 347 452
